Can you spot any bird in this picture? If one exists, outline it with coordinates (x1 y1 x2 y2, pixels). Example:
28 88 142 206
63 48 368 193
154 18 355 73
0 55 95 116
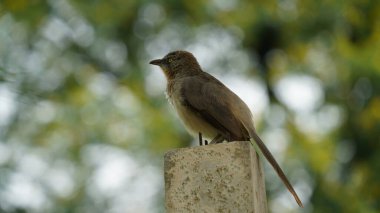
149 50 303 207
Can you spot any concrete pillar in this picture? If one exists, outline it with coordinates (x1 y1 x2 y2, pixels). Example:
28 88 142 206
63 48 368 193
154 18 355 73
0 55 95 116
164 141 267 213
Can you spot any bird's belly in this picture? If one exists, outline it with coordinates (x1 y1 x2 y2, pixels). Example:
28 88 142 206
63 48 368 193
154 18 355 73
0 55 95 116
170 98 218 140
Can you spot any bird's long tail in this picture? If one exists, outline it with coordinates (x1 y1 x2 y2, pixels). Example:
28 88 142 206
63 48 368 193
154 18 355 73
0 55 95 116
249 130 304 207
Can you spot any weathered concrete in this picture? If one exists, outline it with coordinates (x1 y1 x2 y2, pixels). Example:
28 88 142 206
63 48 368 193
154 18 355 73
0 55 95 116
164 141 267 213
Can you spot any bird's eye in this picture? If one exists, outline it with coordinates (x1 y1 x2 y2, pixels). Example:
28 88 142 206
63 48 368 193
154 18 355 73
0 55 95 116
168 58 173 63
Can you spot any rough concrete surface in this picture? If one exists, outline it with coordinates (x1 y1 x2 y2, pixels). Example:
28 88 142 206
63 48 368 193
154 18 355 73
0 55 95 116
164 141 267 213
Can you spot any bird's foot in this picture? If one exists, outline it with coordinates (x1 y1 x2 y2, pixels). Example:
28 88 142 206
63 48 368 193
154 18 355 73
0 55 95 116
209 134 224 144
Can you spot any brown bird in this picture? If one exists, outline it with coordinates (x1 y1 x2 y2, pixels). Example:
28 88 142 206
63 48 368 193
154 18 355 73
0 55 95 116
150 50 303 207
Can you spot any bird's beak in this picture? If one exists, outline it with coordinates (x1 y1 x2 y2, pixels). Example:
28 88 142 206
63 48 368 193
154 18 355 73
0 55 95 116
149 59 164 66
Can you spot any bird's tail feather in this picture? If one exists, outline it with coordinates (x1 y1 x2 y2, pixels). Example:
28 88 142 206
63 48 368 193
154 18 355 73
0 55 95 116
249 130 304 207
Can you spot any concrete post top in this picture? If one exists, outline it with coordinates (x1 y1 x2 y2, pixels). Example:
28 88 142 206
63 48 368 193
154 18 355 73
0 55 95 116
164 141 267 213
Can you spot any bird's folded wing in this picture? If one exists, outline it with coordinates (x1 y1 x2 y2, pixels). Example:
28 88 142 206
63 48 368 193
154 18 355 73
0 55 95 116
180 74 248 140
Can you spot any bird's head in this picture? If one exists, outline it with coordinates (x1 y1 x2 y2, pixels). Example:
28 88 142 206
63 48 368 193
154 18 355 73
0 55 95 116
150 50 201 80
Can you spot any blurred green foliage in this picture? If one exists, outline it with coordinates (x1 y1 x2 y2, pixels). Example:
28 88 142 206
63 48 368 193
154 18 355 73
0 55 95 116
0 0 379 212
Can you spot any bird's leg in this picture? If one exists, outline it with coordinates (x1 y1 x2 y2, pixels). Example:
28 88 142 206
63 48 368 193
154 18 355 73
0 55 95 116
199 132 203 146
225 132 231 142
198 132 210 145
209 134 224 144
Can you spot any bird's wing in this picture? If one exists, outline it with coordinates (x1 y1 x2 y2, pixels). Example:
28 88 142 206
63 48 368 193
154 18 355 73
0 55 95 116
180 73 249 140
